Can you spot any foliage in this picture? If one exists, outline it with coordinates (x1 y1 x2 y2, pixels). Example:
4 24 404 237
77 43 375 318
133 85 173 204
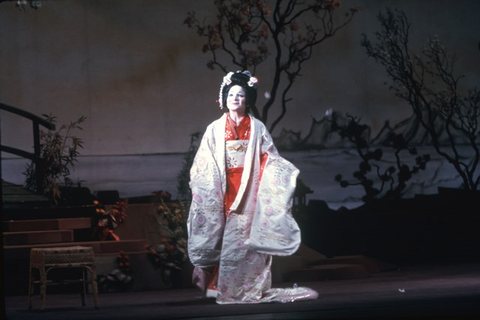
333 114 430 203
97 251 133 293
154 197 189 242
91 199 129 241
115 251 133 274
7 0 42 11
146 237 188 288
361 8 480 190
184 0 359 133
146 193 189 287
176 132 202 201
23 114 86 202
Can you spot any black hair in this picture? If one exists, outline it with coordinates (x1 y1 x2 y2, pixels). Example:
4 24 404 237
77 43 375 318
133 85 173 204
221 71 257 112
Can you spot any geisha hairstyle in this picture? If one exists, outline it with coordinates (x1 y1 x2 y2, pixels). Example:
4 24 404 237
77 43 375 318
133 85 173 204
218 70 258 111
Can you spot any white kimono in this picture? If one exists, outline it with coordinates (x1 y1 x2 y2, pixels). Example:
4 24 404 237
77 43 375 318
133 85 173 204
187 114 317 304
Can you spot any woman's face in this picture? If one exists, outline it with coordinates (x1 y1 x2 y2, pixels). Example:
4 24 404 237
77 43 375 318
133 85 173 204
226 85 247 113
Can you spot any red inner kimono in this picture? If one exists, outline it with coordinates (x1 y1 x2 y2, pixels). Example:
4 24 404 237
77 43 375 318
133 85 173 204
224 114 267 214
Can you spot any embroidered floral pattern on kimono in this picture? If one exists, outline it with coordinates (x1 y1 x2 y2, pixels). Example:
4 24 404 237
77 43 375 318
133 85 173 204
187 113 303 304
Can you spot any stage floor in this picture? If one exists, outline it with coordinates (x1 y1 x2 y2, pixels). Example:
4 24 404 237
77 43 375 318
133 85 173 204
5 261 480 320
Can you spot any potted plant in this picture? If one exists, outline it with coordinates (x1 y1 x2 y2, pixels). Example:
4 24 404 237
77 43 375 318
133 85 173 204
23 114 87 204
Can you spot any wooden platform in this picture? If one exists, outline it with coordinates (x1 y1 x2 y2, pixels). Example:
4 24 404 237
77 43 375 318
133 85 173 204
2 181 397 297
6 261 480 320
2 180 51 207
5 217 92 232
4 229 75 246
2 182 154 295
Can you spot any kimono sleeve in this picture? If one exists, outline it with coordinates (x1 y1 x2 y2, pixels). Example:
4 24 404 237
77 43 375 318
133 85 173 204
248 127 301 256
187 126 226 267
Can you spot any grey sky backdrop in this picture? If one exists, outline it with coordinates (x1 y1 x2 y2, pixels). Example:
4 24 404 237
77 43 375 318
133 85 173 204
1 0 478 157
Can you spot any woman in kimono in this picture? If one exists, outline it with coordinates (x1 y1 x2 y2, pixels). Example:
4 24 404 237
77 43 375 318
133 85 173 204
187 70 318 304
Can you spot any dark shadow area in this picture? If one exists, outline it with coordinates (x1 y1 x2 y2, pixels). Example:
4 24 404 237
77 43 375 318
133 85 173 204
6 261 480 319
297 188 480 266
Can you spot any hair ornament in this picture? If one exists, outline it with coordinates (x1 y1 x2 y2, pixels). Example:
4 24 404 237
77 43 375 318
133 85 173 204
218 72 233 109
248 76 258 88
218 70 258 109
224 72 234 85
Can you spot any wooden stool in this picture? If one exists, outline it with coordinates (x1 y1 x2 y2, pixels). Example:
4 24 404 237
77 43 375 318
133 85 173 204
28 246 100 310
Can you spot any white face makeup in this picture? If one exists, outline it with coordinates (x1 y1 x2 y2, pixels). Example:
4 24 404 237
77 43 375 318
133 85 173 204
226 85 247 115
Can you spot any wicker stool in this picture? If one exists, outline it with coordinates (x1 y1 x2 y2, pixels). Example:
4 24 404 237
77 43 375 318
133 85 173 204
28 246 99 310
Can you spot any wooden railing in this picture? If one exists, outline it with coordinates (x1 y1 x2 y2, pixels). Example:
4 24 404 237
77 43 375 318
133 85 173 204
0 103 55 192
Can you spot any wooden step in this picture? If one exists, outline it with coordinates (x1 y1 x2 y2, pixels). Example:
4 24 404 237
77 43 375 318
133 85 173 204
4 246 193 296
3 240 152 296
2 180 52 206
287 263 370 282
96 239 150 254
4 230 74 246
3 205 97 221
313 255 397 274
272 255 309 283
4 217 92 232
94 251 195 292
4 239 150 260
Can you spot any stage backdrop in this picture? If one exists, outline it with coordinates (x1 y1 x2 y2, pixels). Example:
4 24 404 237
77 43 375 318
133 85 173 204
1 0 479 207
